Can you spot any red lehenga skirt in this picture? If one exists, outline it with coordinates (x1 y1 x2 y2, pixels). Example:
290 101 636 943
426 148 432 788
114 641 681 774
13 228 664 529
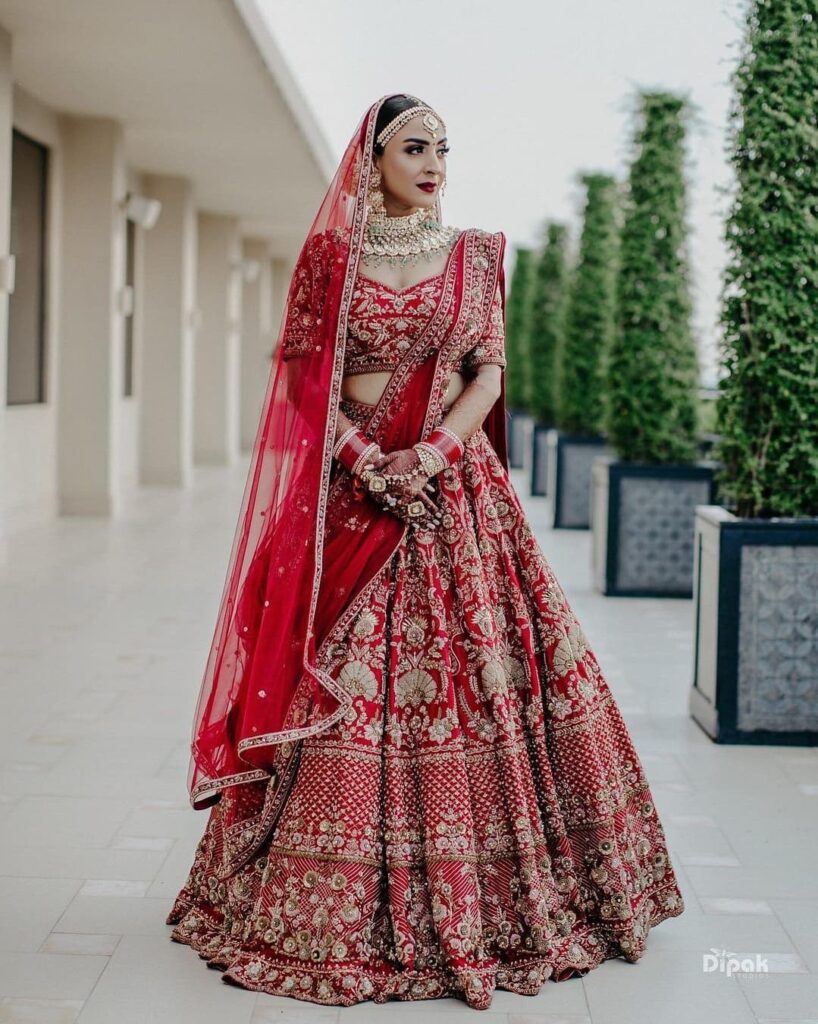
166 395 685 1011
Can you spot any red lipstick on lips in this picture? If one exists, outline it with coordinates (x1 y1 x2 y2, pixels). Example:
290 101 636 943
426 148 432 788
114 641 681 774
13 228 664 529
417 183 436 193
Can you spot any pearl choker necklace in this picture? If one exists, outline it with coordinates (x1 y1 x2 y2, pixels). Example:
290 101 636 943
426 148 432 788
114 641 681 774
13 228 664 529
362 208 460 268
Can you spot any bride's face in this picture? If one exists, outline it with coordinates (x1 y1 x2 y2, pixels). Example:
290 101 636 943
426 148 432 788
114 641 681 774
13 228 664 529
373 114 449 216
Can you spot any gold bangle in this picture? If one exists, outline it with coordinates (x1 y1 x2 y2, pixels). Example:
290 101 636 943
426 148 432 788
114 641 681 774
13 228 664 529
413 442 447 476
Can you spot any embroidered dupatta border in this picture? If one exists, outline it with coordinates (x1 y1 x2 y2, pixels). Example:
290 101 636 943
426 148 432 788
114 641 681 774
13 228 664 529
190 229 502 813
200 228 504 872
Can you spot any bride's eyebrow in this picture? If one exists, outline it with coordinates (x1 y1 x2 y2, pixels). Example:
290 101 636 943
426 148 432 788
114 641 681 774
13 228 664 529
403 137 449 145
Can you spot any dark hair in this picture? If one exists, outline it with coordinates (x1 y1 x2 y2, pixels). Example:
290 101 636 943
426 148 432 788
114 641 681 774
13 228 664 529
373 94 428 155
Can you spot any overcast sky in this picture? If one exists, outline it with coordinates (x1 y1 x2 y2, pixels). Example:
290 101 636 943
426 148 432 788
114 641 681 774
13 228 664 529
259 0 749 387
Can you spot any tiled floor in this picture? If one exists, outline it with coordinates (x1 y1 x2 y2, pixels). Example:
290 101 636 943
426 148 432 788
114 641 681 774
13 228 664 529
1 460 816 1024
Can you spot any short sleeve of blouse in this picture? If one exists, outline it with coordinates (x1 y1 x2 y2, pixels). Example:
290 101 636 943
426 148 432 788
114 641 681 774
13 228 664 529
461 274 506 373
280 233 331 361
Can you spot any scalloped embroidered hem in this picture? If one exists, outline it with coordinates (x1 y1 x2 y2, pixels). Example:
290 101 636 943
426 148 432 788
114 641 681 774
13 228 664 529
166 891 684 1011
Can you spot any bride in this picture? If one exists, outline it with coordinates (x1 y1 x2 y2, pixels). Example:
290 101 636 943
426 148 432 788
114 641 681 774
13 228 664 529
166 93 685 1010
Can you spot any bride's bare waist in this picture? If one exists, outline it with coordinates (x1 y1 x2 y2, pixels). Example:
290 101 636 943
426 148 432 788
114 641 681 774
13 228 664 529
342 369 464 409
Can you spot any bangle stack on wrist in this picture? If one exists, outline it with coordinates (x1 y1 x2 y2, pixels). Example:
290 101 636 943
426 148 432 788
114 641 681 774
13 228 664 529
333 426 381 475
413 426 465 477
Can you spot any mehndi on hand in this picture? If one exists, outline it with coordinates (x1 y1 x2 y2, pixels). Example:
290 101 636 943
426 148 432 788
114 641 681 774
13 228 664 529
360 448 442 529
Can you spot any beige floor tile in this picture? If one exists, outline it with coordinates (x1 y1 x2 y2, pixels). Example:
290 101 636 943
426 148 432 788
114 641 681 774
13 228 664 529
73 933 256 1024
0 459 812 1024
2 796 129 849
0 997 84 1024
40 933 121 956
0 953 108 1001
0 879 82 954
737 974 818 1020
54 896 171 937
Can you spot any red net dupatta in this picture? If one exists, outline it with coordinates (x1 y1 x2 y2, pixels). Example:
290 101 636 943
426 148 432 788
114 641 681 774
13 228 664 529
186 96 509 814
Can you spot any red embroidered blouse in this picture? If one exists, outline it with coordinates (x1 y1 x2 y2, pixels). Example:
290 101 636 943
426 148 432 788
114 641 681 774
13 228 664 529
280 244 506 375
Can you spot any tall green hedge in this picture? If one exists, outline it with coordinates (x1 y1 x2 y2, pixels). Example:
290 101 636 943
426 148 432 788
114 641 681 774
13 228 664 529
605 91 699 464
526 223 569 423
713 0 818 518
556 174 619 436
504 247 536 411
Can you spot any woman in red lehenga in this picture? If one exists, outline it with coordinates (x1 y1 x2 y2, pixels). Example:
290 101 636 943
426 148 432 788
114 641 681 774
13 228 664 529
166 93 685 1010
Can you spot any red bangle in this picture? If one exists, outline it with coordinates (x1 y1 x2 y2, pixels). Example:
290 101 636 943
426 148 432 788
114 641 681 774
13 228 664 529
425 427 464 469
334 428 377 473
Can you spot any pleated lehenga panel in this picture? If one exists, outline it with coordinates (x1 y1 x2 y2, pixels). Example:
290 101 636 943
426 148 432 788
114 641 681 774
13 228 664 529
167 406 684 1010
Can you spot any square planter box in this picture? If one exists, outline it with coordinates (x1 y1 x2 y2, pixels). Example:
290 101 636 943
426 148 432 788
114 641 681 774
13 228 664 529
591 456 716 597
546 429 612 530
530 423 554 497
507 409 533 470
689 505 818 745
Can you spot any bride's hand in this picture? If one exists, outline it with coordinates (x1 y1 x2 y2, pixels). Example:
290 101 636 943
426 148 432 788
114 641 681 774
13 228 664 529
367 448 437 503
361 448 441 527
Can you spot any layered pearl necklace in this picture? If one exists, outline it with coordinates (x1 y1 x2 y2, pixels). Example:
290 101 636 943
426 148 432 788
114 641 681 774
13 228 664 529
362 207 460 269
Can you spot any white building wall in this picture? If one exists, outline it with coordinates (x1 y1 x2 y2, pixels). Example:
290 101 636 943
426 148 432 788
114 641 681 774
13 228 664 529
240 237 273 449
140 173 197 487
194 213 242 465
0 4 326 544
0 25 12 562
56 115 127 516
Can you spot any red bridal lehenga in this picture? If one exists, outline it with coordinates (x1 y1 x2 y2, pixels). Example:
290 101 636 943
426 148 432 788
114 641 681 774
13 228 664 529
166 96 685 1011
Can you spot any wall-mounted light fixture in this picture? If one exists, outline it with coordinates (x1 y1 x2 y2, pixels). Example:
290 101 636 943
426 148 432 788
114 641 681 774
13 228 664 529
121 191 162 229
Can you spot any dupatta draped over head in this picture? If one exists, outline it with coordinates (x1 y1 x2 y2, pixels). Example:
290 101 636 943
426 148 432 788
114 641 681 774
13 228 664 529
187 95 509 816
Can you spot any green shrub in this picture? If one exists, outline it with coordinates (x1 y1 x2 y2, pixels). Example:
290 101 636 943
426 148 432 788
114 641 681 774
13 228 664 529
556 174 619 436
605 91 699 464
504 247 536 411
527 223 569 424
713 0 818 517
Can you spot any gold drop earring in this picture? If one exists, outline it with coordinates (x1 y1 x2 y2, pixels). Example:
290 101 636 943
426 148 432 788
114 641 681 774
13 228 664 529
367 165 387 223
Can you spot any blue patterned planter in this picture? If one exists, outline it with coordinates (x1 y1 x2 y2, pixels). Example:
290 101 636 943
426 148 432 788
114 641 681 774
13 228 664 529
546 430 611 530
689 506 818 745
591 457 716 597
530 423 553 497
506 409 532 470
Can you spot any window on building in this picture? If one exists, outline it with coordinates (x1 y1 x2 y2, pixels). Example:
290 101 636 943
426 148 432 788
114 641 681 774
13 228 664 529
7 129 48 406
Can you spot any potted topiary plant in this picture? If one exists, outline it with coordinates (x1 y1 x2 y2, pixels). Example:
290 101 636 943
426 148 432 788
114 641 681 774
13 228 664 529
689 0 818 744
591 91 715 593
548 174 618 527
526 222 569 497
504 246 536 469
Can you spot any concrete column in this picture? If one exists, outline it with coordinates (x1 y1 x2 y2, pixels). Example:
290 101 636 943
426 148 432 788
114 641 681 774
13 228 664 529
0 26 11 559
240 237 273 449
140 173 196 485
194 213 242 465
57 115 127 516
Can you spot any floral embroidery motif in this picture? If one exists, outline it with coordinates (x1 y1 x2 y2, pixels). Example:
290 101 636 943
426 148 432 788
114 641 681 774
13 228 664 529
168 422 685 1011
168 227 684 1012
345 274 449 374
461 276 507 372
280 229 347 361
281 229 506 375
